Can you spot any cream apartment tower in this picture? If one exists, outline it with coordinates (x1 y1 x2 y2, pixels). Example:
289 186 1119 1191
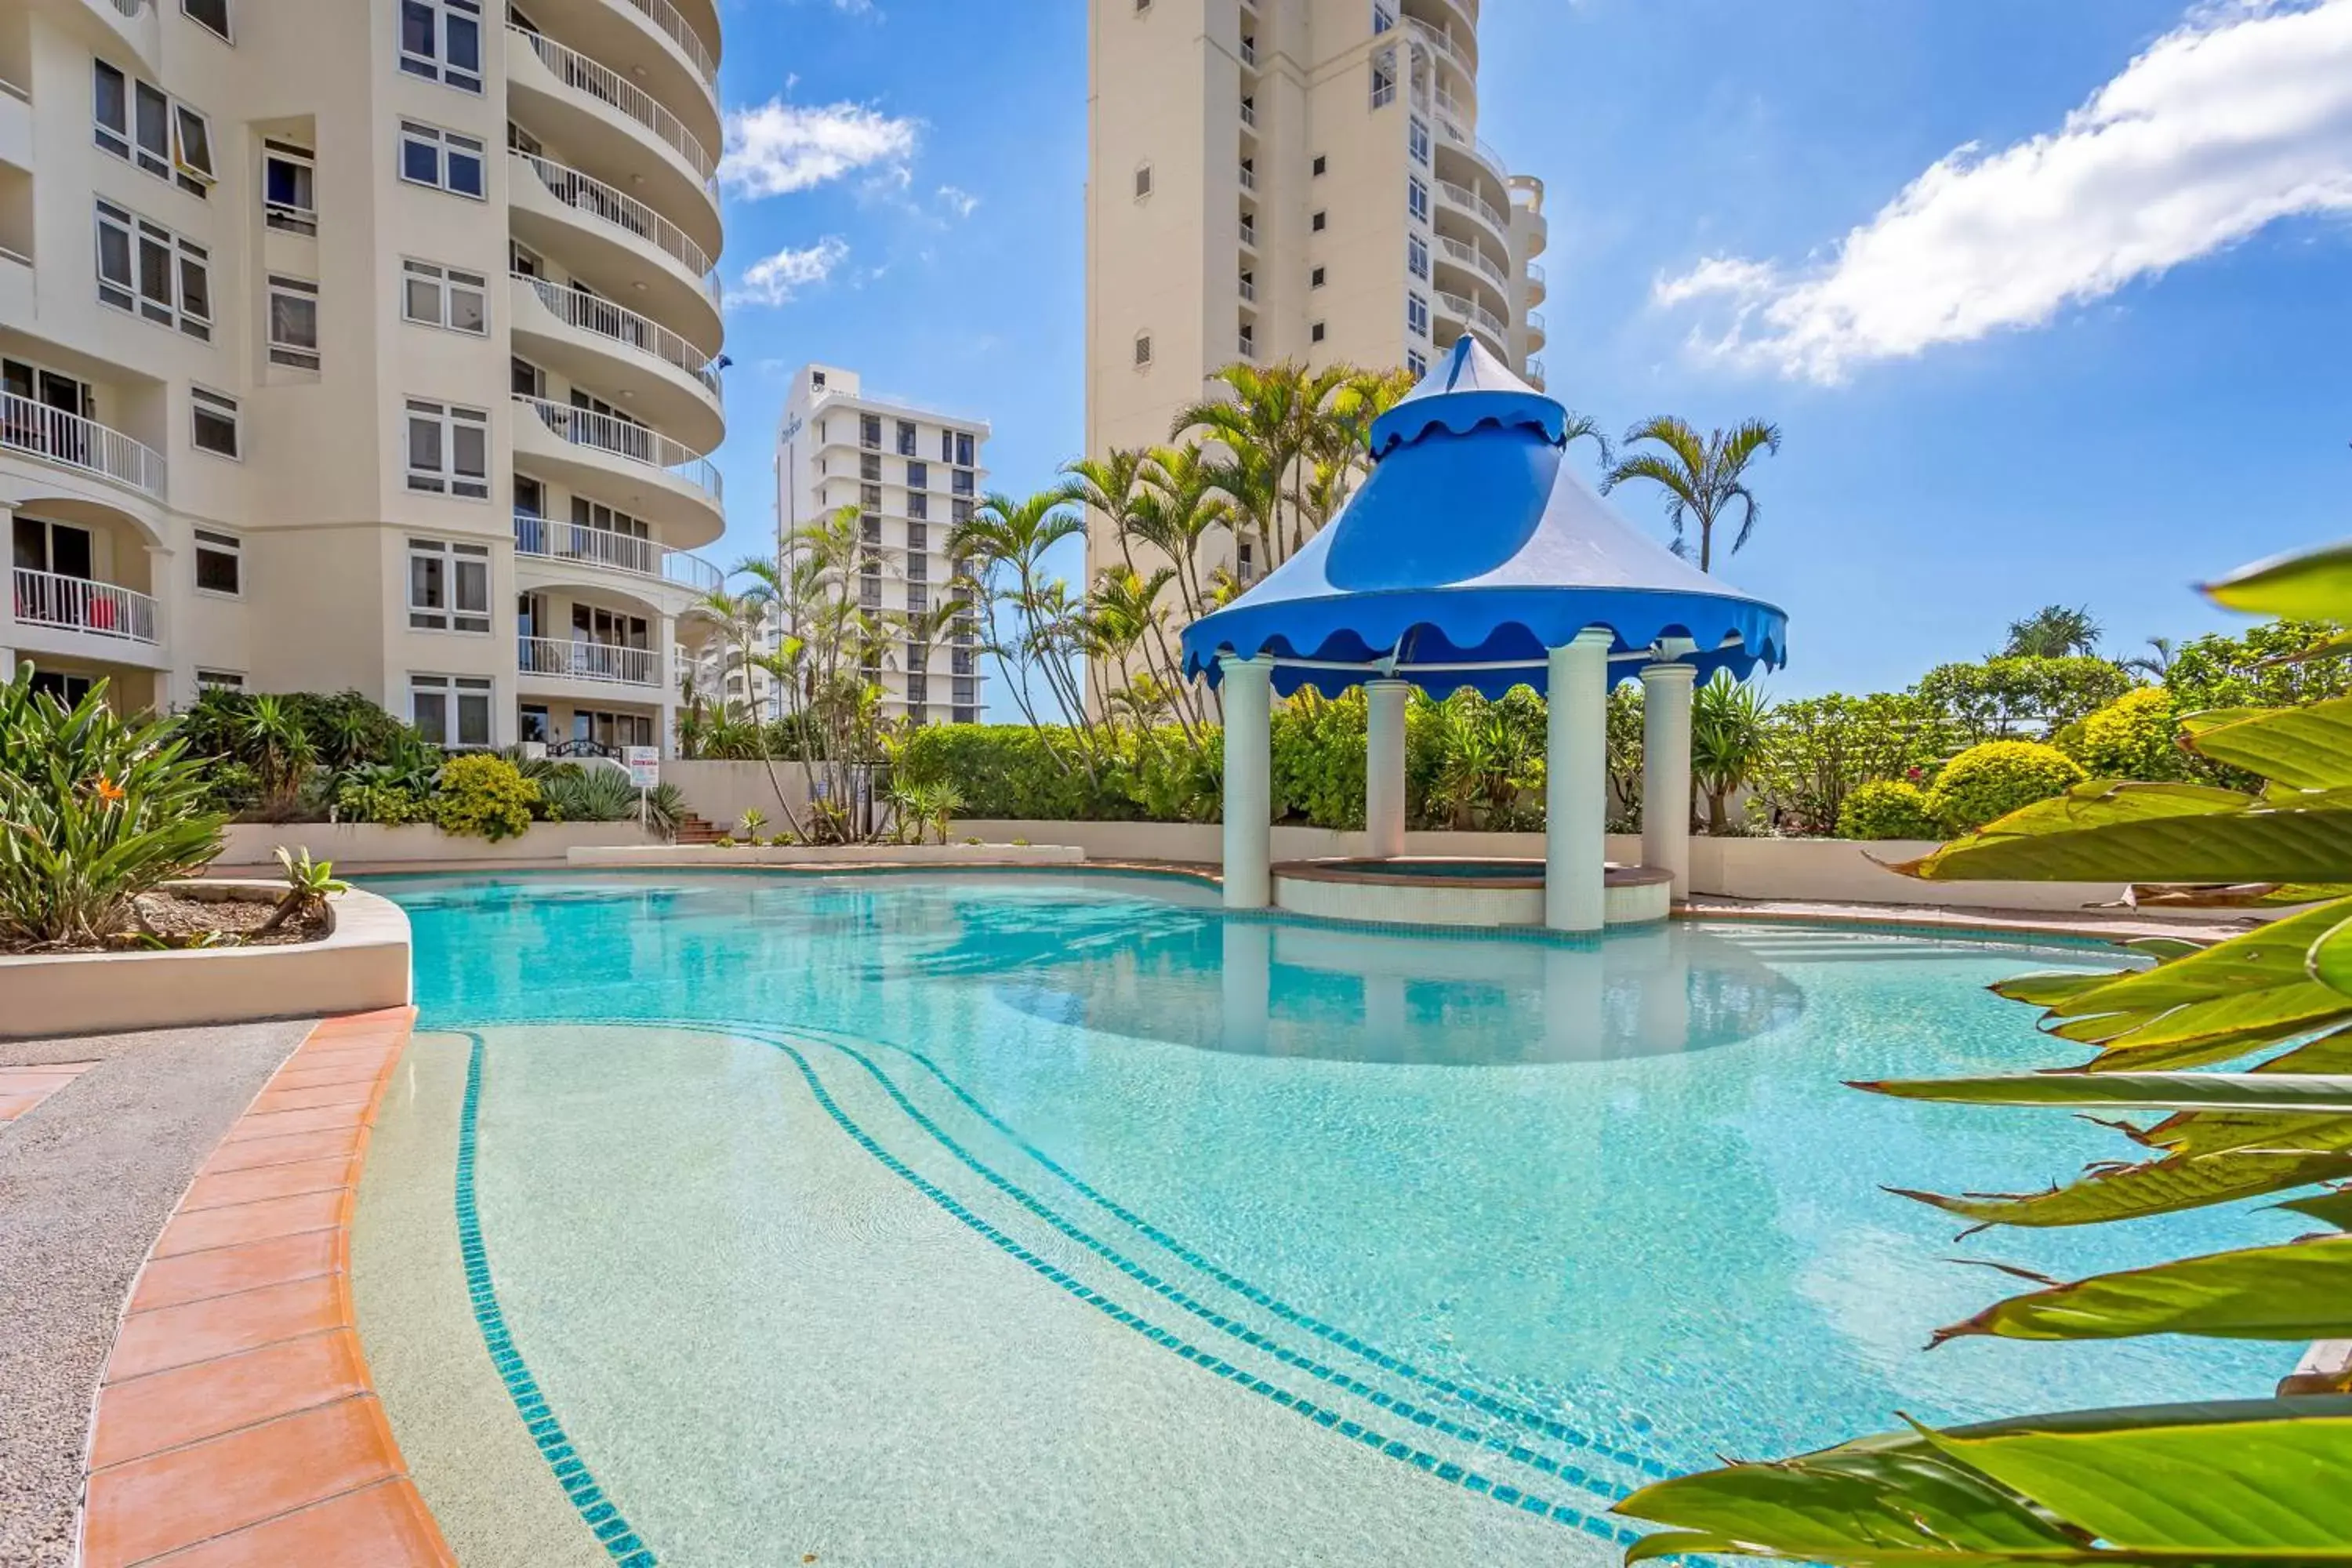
775 365 989 726
1 0 727 756
1087 0 1548 585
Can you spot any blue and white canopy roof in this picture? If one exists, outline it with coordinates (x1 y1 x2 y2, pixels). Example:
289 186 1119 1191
1178 337 1790 699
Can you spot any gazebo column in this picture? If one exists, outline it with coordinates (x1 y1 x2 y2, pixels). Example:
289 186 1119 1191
1364 677 1409 861
1640 659 1697 898
1220 654 1276 909
1544 628 1613 932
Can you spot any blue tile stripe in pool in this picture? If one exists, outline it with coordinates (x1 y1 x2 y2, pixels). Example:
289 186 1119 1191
793 1018 1679 1483
632 1017 1650 1546
454 1032 659 1568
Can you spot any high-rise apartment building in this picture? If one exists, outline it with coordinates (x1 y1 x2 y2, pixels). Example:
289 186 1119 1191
775 365 989 726
1086 0 1547 586
1 0 727 756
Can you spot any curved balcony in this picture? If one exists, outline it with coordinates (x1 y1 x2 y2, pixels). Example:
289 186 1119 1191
1434 289 1508 357
517 634 660 691
1524 308 1547 354
513 513 724 598
1525 358 1546 392
518 0 718 151
509 151 722 355
510 274 724 452
1434 233 1508 296
1524 259 1546 307
1436 176 1511 251
1403 16 1476 99
74 0 161 71
2 391 165 503
12 567 159 644
511 394 721 546
1402 5 1478 73
506 26 720 257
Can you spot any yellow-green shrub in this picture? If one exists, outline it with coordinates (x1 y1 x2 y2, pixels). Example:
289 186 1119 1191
432 753 539 841
1926 740 2085 834
2078 687 2184 780
1835 779 1943 841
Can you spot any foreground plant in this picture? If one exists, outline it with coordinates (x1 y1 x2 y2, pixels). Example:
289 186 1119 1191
258 845 348 936
0 667 225 949
1615 535 2352 1566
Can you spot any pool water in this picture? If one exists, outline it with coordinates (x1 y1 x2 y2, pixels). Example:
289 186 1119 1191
356 872 2294 1567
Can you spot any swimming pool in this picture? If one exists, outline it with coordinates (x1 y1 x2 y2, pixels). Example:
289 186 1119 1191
352 871 2294 1567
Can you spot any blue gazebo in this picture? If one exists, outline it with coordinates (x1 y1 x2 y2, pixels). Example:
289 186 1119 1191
1179 338 1788 931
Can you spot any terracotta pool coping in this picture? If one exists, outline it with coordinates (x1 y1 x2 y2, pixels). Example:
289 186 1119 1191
79 1007 456 1568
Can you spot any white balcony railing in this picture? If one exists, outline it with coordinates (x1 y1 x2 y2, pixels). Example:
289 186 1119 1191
1436 234 1504 289
512 151 717 298
1526 260 1545 287
518 274 721 396
1240 99 1256 129
513 513 724 593
1238 163 1255 191
1436 289 1508 343
2 392 167 500
1240 38 1258 66
517 634 658 687
1404 16 1469 74
1526 309 1547 337
97 0 148 16
12 568 160 644
509 26 715 187
514 395 723 502
1239 275 1256 303
611 0 718 90
1437 177 1510 235
1526 358 1546 390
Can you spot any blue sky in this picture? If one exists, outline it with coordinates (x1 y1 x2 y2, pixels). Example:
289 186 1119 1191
704 0 2352 706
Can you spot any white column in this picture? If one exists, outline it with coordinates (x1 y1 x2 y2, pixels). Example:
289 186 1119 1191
1220 920 1272 1054
1364 678 1409 861
1220 654 1276 909
1641 660 1697 898
1545 629 1613 931
657 612 679 758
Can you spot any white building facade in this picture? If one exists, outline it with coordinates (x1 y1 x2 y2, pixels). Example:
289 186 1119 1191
775 364 989 727
1 0 728 757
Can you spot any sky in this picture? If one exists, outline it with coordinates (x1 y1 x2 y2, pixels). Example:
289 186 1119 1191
702 0 2352 706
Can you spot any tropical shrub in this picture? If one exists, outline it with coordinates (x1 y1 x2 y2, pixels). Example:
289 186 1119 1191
1834 779 1941 841
258 845 347 935
2165 616 2352 711
1755 692 1947 834
431 754 538 841
1691 674 1773 835
1913 655 2137 745
197 760 263 818
332 780 431 826
641 782 687 840
1925 739 2085 834
1613 535 2352 1568
541 764 641 823
0 668 225 948
2074 687 2185 780
1272 689 1367 829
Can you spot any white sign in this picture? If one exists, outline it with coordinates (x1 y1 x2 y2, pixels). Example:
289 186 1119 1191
623 746 659 789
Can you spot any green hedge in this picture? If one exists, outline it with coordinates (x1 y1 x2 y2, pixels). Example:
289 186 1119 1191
1926 741 2085 834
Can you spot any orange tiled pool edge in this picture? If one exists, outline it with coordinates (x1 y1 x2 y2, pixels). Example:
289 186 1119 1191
80 1007 456 1568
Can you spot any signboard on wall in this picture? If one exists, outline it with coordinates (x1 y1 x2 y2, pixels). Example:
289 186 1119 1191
623 747 659 789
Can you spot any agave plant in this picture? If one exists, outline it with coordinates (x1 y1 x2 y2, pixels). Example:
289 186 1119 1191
540 764 641 823
1613 535 2352 1566
0 668 226 949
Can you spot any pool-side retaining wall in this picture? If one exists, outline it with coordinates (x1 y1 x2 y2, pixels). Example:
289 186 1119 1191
0 886 412 1042
566 841 1087 869
213 823 659 872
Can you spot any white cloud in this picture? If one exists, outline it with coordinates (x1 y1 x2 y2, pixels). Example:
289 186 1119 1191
936 184 982 219
1657 0 2352 382
727 237 851 307
717 100 920 200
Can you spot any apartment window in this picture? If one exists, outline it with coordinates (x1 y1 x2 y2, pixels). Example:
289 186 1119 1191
906 460 928 490
510 358 544 399
399 122 487 199
896 419 918 456
1407 292 1430 339
94 202 212 341
1407 175 1429 222
861 482 882 510
183 0 231 41
405 402 491 499
196 670 245 691
860 513 881 544
907 491 928 521
907 585 928 614
1407 349 1428 377
263 141 317 234
410 674 493 748
951 497 973 525
953 706 976 724
1373 4 1396 31
860 413 881 448
907 673 928 703
1134 332 1153 367
1311 209 1327 232
1408 234 1429 280
907 521 928 550
1310 321 1326 344
953 679 976 706
399 0 485 93
955 431 975 466
951 467 975 496
402 260 488 335
1134 162 1153 200
193 529 242 595
93 64 212 196
267 275 321 370
407 539 492 632
1312 154 1327 177
860 452 882 481
190 387 240 459
1311 265 1326 289
1409 115 1431 166
908 553 928 583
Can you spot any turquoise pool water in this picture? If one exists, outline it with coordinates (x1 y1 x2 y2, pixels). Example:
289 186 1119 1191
362 871 2295 1566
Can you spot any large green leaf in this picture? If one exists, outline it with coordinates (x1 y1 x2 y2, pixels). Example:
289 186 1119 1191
1935 1236 2352 1344
1857 1072 2352 1115
1886 1142 2352 1228
2202 539 2352 621
2311 913 2352 998
1924 1403 2352 1552
2277 1186 2352 1230
2177 701 2352 790
1897 785 2352 884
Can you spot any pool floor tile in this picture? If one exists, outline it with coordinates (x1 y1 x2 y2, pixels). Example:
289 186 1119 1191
181 1156 359 1212
129 1229 342 1314
91 1331 370 1468
151 1189 346 1257
83 1398 401 1566
106 1275 346 1383
133 1479 454 1568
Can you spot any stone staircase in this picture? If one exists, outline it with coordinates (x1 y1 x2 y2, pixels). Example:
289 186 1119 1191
672 813 729 845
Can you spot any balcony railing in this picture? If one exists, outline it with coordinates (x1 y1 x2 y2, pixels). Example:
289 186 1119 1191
1403 16 1469 74
1239 275 1256 303
13 568 160 644
611 0 718 90
517 636 658 687
1240 99 1256 129
1435 289 1508 342
514 395 722 502
1526 357 1546 388
2 392 167 500
1526 260 1545 287
1240 38 1258 66
513 514 724 593
1436 234 1504 289
1238 163 1255 191
96 0 148 16
509 26 715 187
1437 177 1510 235
513 151 717 297
518 274 721 396
1526 308 1547 337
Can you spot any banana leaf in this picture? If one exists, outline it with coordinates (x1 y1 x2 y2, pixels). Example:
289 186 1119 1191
1886 1142 2352 1228
2202 540 2352 620
2277 1186 2352 1230
2125 883 2352 909
1896 788 2352 884
1933 1235 2352 1344
2176 701 2352 791
2311 913 2352 996
1857 1072 2352 1115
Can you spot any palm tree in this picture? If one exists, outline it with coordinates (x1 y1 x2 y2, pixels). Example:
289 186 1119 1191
1690 673 1774 834
1173 359 1361 565
1601 416 1783 572
1060 448 1152 576
950 488 1103 760
2123 635 2178 681
2003 604 2104 659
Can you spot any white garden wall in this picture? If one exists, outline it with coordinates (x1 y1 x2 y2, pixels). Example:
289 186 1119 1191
215 822 658 871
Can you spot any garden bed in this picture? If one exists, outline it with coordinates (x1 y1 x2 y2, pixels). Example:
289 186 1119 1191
0 883 328 956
